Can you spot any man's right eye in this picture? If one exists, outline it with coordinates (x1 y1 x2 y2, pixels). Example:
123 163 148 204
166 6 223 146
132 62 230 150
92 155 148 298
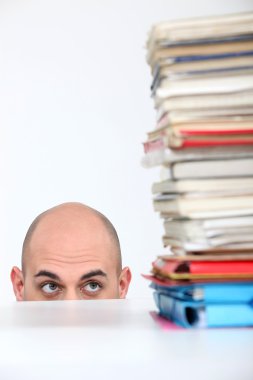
41 283 60 294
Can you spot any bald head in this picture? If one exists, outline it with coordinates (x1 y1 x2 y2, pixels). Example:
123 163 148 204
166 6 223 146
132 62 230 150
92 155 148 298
11 202 131 301
22 202 122 274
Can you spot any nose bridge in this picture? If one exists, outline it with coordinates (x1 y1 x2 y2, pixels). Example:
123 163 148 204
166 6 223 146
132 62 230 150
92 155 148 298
61 287 81 301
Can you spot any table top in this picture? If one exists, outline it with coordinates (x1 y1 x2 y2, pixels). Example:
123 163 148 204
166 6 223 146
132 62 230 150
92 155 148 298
0 298 252 380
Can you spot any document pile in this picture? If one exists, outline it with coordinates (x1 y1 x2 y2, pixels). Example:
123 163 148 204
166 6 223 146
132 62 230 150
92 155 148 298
143 12 253 328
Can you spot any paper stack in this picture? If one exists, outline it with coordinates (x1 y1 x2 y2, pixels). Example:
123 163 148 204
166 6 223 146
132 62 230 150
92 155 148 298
143 11 253 328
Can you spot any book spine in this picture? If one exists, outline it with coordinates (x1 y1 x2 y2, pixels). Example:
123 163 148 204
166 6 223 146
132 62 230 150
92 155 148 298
156 292 253 327
158 293 192 327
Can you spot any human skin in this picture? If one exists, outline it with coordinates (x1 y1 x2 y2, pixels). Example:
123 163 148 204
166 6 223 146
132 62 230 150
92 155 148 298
11 203 131 301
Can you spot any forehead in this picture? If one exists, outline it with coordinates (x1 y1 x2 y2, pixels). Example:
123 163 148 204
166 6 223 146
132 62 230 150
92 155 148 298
25 209 117 269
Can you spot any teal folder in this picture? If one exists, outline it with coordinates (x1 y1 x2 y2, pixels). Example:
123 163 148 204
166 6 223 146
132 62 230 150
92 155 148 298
154 291 253 328
151 282 253 302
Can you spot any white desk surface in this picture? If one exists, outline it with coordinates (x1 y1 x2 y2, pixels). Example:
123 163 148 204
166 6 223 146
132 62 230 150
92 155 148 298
0 297 252 380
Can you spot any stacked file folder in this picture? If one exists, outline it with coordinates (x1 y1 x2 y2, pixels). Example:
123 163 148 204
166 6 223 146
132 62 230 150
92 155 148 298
142 11 253 328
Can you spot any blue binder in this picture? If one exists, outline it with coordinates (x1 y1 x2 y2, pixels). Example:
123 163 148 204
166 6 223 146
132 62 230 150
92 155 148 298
154 291 253 328
151 282 253 302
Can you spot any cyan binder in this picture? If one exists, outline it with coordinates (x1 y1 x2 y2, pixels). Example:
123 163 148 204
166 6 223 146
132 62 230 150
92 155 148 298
151 282 253 302
154 291 253 328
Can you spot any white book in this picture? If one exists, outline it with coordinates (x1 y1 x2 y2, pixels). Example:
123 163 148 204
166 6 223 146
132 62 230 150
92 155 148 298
163 232 253 245
152 177 253 194
147 12 253 47
161 208 253 219
162 217 253 250
162 236 253 251
163 226 253 243
164 215 253 232
155 109 253 125
160 158 253 180
155 90 253 115
153 194 253 216
141 145 253 168
155 74 253 99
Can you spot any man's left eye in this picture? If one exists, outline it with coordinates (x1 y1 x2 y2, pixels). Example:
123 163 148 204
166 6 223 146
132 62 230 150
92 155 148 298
41 283 59 294
82 282 101 293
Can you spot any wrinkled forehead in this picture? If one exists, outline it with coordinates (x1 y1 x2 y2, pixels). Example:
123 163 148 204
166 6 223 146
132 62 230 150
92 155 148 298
23 210 120 273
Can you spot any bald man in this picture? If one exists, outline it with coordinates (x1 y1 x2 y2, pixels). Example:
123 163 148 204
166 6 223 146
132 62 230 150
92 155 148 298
11 202 131 301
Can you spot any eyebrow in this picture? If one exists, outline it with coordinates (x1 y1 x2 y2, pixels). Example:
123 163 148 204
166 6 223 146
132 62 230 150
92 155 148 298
34 270 61 281
79 270 107 281
34 269 107 282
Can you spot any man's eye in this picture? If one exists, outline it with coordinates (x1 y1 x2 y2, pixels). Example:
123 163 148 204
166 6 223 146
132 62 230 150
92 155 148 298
82 282 102 293
41 283 59 294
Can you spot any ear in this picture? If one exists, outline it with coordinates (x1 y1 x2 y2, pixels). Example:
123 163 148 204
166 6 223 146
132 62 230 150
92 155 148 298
10 266 25 301
118 266 132 299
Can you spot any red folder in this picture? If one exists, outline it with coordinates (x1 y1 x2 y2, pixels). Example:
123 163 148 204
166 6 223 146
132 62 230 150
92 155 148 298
152 257 253 280
182 138 253 149
143 135 253 152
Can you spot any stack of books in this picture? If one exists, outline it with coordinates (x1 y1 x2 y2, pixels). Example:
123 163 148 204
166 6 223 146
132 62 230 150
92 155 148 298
143 11 253 328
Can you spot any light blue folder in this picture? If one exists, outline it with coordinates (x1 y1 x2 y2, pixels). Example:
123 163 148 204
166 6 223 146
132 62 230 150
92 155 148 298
151 282 253 302
154 291 253 328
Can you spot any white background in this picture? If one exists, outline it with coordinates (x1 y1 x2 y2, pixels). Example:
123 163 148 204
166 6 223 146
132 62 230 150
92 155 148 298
0 0 252 302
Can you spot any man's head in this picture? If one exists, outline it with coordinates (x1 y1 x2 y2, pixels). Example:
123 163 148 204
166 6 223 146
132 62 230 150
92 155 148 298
11 202 131 301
